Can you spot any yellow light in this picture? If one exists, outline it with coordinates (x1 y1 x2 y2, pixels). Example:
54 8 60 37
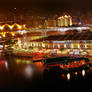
9 26 13 29
2 34 5 37
18 25 22 29
2 32 6 37
75 72 78 76
58 17 61 19
23 24 26 28
65 15 68 18
11 32 15 36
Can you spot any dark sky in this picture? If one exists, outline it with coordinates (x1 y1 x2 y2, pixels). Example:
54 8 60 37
1 0 92 13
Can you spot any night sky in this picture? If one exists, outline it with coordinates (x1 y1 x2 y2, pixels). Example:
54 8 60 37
1 0 92 13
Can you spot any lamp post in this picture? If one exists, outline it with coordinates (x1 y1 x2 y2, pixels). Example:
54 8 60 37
13 8 17 23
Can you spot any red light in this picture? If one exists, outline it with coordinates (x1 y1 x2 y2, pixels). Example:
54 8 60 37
0 61 1 64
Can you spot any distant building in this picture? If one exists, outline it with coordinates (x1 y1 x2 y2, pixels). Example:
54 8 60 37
57 15 72 27
45 20 56 28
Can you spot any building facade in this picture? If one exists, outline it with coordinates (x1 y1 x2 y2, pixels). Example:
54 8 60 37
25 40 92 49
57 15 72 27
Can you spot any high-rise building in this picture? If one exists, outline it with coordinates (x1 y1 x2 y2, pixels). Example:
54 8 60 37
45 20 56 28
57 15 72 27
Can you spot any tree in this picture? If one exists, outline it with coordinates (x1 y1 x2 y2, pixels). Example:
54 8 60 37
5 39 15 45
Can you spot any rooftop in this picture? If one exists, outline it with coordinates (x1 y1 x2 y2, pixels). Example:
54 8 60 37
32 31 92 42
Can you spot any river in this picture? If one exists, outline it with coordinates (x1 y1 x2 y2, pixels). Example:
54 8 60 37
0 53 92 91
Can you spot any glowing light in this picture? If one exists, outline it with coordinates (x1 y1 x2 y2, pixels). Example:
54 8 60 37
65 15 68 18
18 25 22 29
75 72 78 76
0 45 3 48
24 65 33 78
11 32 15 36
82 70 85 77
9 26 13 29
23 24 26 29
0 26 4 30
5 61 8 69
2 33 6 37
14 7 17 10
0 24 25 31
67 73 71 80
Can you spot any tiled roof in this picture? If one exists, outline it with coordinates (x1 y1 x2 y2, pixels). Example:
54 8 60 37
32 32 92 42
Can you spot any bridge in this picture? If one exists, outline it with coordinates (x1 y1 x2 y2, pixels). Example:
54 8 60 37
0 23 26 31
26 26 90 35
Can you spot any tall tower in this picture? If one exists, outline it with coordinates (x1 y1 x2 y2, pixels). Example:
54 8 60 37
64 15 69 27
69 15 72 26
58 16 64 27
57 15 72 27
61 16 64 26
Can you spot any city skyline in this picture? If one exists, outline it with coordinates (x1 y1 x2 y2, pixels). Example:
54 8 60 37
0 0 92 14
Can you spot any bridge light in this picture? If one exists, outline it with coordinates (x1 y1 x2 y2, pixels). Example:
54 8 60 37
2 33 5 37
9 25 13 29
23 24 26 29
0 26 4 30
18 25 22 29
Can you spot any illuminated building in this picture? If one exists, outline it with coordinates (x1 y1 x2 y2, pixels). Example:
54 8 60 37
45 20 56 28
58 15 72 27
0 23 26 31
27 31 92 50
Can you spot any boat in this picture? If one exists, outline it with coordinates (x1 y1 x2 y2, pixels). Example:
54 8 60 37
41 56 90 71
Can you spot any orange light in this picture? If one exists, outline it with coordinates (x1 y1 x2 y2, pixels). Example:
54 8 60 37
11 32 15 36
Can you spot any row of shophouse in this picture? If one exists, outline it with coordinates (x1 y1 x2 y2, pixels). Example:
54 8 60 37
29 40 92 49
17 31 92 49
28 32 92 49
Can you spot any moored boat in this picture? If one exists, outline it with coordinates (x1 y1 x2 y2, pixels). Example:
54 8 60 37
42 56 90 71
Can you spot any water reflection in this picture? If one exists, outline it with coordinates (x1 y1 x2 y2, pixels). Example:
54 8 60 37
75 72 78 76
24 65 33 79
1 54 92 89
60 69 87 81
4 56 92 80
16 58 33 64
67 73 71 80
82 70 86 77
0 60 8 70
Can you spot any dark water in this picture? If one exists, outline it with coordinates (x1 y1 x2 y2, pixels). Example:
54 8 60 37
0 53 92 91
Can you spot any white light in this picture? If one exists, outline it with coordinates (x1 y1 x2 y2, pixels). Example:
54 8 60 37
14 8 16 10
5 61 8 69
82 70 85 77
24 66 33 78
67 73 71 80
0 45 3 48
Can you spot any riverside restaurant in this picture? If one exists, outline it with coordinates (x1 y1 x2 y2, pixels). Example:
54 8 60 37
29 32 92 49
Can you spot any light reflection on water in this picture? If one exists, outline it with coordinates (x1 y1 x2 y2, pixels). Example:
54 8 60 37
24 65 34 79
6 56 92 80
1 55 92 85
0 59 8 70
82 70 86 77
2 56 92 78
67 73 71 80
